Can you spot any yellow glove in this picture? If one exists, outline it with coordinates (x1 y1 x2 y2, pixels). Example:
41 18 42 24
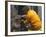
26 9 41 30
